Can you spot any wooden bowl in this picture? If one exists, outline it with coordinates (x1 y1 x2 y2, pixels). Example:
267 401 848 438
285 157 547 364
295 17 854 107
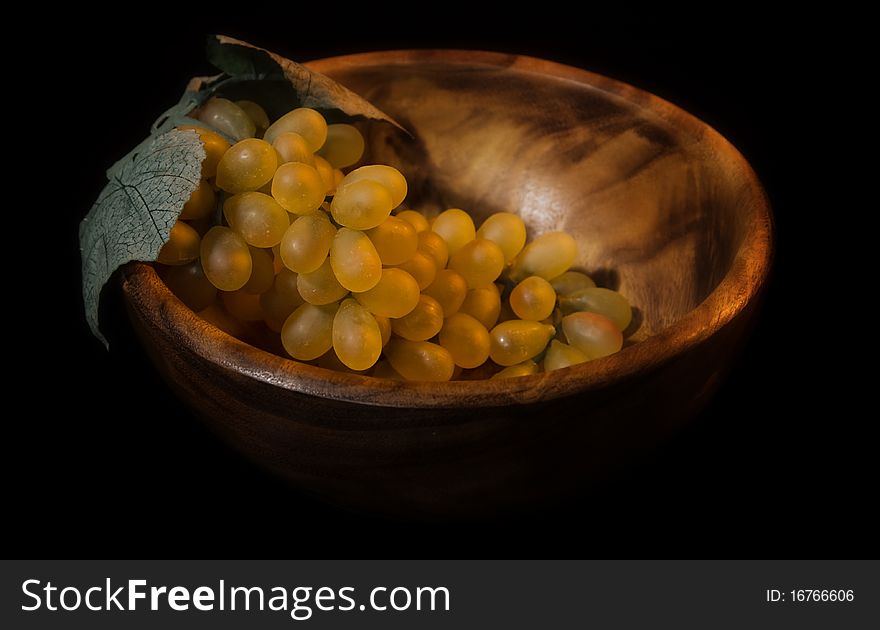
122 50 773 518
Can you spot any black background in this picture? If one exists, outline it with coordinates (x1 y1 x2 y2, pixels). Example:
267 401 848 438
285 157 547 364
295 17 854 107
11 13 870 557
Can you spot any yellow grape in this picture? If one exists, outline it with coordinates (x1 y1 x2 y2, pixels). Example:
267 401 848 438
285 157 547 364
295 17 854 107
330 179 393 229
384 339 455 382
372 359 403 380
509 276 557 321
439 313 491 368
491 360 539 379
200 226 252 291
242 246 276 294
340 165 407 208
353 268 420 318
459 285 501 330
448 238 505 288
418 230 449 270
550 271 596 295
394 251 437 290
543 340 590 371
431 208 475 255
558 287 632 331
196 97 256 141
280 211 336 273
423 269 468 317
281 302 338 360
332 298 383 370
477 212 526 263
235 100 270 135
317 349 372 374
297 257 349 305
390 294 444 341
260 268 304 331
272 132 315 166
332 169 344 192
158 260 216 311
489 320 555 366
271 162 326 215
396 209 430 233
221 290 264 321
366 216 418 265
216 138 277 193
330 228 382 292
510 231 578 281
561 312 623 359
179 179 216 220
157 221 200 265
224 192 290 248
374 314 392 346
317 124 365 168
177 126 230 179
264 108 328 152
313 155 335 194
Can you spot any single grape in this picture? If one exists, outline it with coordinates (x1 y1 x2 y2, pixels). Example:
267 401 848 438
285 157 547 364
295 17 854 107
179 179 216 220
317 349 372 374
423 269 468 317
549 270 596 295
391 294 444 341
418 230 449 270
272 132 315 166
200 226 253 291
439 313 491 368
271 162 326 215
330 179 393 229
317 124 365 168
543 339 590 371
332 298 383 370
196 97 256 141
220 290 264 321
353 268 420 318
297 257 349 305
313 155 335 194
561 312 623 359
158 259 216 311
265 108 328 152
340 165 407 208
394 250 437 290
224 192 290 247
396 209 430 233
448 238 505 289
477 212 526 263
489 320 555 366
235 100 270 135
157 221 200 265
384 339 455 382
509 276 557 321
459 285 502 330
558 287 632 331
366 216 418 265
281 302 338 360
329 228 382 292
260 268 304 331
216 138 277 194
177 126 230 179
374 314 392 346
279 211 336 274
242 246 276 294
491 360 539 379
510 231 578 281
432 208 475 255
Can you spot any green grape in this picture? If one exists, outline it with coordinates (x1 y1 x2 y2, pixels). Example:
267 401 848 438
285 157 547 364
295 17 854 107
509 276 557 321
235 100 270 135
196 97 256 141
384 339 455 382
418 230 449 269
330 179 393 229
297 257 349 305
439 313 491 368
489 320 555 366
550 271 596 295
366 216 418 265
177 126 230 179
390 294 444 341
224 192 290 248
260 268 304 331
242 246 276 294
317 123 365 168
313 155 335 194
271 162 326 215
332 298 383 370
179 179 216 220
329 228 382 292
272 132 315 166
431 208 475 255
281 302 338 360
491 360 539 379
280 211 336 273
216 138 278 194
158 259 216 311
459 285 501 330
561 312 623 359
340 164 407 208
264 108 328 152
510 231 578 281
558 287 632 331
374 314 392 346
477 212 526 263
220 290 264 321
543 340 590 371
448 238 505 289
394 251 437 290
423 269 468 317
157 221 200 265
353 268 420 318
396 209 430 233
200 226 253 291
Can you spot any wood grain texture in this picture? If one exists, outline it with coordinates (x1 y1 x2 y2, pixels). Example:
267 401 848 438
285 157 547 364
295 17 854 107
121 50 773 518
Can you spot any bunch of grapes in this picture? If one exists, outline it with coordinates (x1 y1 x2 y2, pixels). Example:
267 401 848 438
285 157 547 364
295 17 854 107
156 98 633 381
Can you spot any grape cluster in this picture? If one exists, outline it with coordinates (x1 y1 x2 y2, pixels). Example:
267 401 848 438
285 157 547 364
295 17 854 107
156 98 633 381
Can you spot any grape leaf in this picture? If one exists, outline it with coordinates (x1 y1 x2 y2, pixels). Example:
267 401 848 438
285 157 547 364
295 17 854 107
80 129 204 346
